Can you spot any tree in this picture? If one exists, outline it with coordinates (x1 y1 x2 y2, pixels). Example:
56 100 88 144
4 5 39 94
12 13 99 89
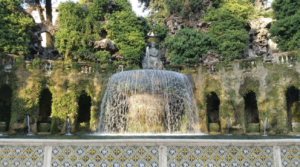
269 0 300 51
54 2 101 59
0 0 34 54
55 0 147 65
106 11 146 64
138 0 169 24
163 28 217 65
203 0 251 60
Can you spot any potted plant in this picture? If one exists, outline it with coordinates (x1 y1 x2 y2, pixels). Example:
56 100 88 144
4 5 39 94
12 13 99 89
209 123 220 132
79 122 88 132
0 122 6 132
247 123 260 132
39 123 50 132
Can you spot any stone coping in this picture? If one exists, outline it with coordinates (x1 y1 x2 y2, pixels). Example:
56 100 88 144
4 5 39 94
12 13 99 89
1 139 300 146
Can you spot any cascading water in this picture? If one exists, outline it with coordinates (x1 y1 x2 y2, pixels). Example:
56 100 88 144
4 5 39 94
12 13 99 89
98 70 200 134
26 115 33 135
65 117 72 135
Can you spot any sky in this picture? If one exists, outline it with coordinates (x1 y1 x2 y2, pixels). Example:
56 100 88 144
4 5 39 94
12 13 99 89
35 0 149 17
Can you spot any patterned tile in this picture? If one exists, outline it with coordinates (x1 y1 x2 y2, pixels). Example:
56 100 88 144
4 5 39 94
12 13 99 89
167 146 274 167
0 145 44 167
51 146 159 167
281 145 300 166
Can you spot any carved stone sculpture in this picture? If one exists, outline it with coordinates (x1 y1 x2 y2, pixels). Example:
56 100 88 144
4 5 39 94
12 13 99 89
247 17 277 59
142 42 163 70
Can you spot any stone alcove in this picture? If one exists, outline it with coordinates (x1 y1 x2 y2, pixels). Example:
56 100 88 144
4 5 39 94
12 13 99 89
206 92 220 132
77 92 92 132
244 91 259 132
38 88 52 133
285 86 300 132
0 85 12 132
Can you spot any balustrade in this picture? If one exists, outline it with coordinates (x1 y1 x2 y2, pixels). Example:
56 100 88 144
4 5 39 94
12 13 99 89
239 58 257 70
273 51 298 65
1 54 17 72
80 64 94 74
42 61 54 77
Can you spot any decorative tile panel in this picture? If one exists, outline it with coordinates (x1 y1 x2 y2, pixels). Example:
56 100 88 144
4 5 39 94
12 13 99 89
281 145 300 166
0 145 44 167
167 146 274 167
51 146 159 167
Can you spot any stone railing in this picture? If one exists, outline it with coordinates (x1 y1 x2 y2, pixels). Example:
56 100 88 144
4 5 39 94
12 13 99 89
237 58 258 71
42 60 55 77
1 54 18 72
273 50 298 65
79 62 95 75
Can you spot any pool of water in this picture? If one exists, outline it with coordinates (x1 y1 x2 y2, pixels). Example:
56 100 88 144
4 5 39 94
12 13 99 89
1 134 300 140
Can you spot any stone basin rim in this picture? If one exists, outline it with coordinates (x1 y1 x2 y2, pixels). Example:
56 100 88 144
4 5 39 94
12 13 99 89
0 139 300 146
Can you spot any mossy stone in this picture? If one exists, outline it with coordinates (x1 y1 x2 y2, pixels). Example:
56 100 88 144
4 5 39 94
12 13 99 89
292 122 300 132
39 123 50 132
209 123 220 132
247 123 260 132
0 122 6 132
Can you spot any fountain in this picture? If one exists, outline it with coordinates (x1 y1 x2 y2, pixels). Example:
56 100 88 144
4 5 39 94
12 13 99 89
98 70 200 134
226 117 232 136
65 117 72 135
262 117 269 136
26 115 33 135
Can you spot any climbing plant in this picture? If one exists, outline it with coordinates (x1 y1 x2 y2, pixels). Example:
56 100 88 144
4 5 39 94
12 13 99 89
0 0 34 55
269 0 300 52
163 28 217 64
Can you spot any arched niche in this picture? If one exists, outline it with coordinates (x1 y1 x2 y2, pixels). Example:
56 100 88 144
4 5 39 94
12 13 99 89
38 88 52 132
244 91 259 132
0 85 12 132
77 92 92 132
285 86 300 132
206 92 220 132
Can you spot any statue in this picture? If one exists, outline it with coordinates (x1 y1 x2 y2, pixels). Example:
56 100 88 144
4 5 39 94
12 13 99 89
142 42 163 70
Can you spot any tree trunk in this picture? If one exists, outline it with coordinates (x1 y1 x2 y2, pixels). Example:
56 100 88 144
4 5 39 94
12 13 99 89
35 0 45 22
45 0 52 24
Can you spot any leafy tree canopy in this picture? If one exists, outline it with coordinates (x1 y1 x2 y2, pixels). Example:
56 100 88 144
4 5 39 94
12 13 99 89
0 0 34 55
106 11 146 64
55 0 147 65
269 0 300 51
203 0 251 60
138 0 168 24
163 28 217 65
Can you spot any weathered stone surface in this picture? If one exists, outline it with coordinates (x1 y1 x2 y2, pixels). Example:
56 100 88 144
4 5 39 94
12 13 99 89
94 39 117 52
247 17 277 59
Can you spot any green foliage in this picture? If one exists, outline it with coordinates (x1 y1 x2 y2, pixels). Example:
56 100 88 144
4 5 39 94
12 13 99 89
269 0 300 52
204 3 250 60
55 0 144 66
106 11 146 64
238 77 260 96
163 28 217 64
153 24 168 41
0 0 34 55
54 2 101 59
164 0 184 15
94 50 110 63
145 0 169 24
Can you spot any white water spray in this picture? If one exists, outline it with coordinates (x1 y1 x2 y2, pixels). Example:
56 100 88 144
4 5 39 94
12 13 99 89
97 70 200 134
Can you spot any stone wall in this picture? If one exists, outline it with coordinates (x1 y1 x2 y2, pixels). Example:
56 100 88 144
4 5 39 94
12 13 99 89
194 51 300 135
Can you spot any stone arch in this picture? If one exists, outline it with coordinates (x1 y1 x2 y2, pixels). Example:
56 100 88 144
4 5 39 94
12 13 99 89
77 91 92 132
38 88 53 132
0 85 13 132
206 92 220 132
285 86 300 132
244 91 259 132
